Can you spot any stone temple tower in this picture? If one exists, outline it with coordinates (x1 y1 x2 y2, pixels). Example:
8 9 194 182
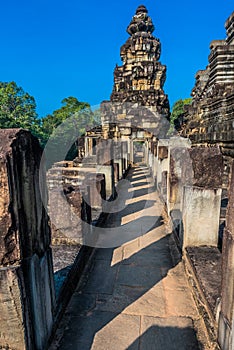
110 5 169 116
100 5 170 141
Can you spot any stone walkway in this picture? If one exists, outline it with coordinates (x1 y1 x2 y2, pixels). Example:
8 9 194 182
50 166 208 350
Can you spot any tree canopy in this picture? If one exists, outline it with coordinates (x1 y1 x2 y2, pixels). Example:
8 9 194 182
41 96 100 159
0 81 41 137
170 98 192 131
0 82 100 158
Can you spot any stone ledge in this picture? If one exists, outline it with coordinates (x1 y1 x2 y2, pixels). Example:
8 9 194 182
184 246 222 347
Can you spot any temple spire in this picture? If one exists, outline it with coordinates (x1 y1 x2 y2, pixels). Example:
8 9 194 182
127 5 155 36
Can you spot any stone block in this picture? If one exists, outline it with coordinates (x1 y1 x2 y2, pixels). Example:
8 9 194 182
167 147 190 212
113 142 122 159
96 165 114 199
84 173 106 222
49 187 84 244
182 186 221 247
114 159 123 178
114 162 119 182
186 147 223 189
0 129 55 350
97 140 113 165
119 127 132 136
25 251 54 350
158 146 168 160
0 267 25 349
0 129 51 263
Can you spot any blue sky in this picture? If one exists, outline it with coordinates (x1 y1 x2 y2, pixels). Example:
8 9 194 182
0 1 233 117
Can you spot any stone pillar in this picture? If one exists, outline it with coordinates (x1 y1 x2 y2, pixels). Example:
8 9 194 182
129 138 134 164
85 137 89 156
182 186 222 247
144 140 149 165
167 137 191 214
156 140 169 199
121 141 128 174
0 129 55 350
97 140 114 198
152 141 158 186
167 144 184 245
85 173 106 222
49 183 89 245
180 147 223 248
218 161 234 350
113 141 123 178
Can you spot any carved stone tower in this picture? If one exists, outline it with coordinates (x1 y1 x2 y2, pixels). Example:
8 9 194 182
110 5 169 115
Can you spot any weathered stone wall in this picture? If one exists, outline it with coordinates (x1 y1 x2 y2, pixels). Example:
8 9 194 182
181 11 234 192
0 129 55 350
218 161 234 350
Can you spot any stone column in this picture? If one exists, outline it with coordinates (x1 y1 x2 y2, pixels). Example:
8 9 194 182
85 136 89 156
49 183 87 245
152 141 158 186
156 140 169 199
218 161 234 350
129 138 134 164
144 140 149 165
115 142 123 178
121 141 128 174
97 140 115 198
148 141 153 172
85 173 106 222
167 137 191 214
0 129 55 350
181 147 223 249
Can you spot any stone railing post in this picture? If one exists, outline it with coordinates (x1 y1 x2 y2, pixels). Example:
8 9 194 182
181 147 223 249
0 129 55 350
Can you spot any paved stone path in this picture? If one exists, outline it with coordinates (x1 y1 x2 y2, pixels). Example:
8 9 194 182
50 166 208 350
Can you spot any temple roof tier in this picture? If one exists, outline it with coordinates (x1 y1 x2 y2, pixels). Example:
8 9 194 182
127 5 155 35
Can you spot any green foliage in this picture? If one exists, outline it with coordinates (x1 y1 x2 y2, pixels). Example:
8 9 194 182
41 97 98 160
170 98 192 131
92 107 102 126
0 81 40 138
0 82 100 161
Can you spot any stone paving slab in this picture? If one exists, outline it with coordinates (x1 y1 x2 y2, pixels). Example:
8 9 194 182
83 260 118 295
93 248 114 261
116 264 162 288
122 247 173 267
139 316 200 350
65 292 96 317
96 284 166 317
59 312 140 350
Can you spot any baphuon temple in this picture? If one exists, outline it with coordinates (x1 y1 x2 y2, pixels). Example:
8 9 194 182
0 5 234 350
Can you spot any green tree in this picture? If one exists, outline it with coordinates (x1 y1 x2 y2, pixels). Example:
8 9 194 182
41 97 96 159
170 98 192 131
0 81 40 137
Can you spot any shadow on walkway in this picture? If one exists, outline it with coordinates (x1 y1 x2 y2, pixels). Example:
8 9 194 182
50 166 200 350
127 324 201 350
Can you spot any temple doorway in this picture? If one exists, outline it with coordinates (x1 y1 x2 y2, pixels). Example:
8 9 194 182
133 141 145 164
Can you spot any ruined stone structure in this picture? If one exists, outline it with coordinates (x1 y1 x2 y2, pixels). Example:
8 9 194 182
219 161 234 350
0 6 233 350
179 12 234 350
101 4 170 143
46 12 234 350
151 11 234 350
181 11 234 190
0 130 55 350
111 5 169 113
